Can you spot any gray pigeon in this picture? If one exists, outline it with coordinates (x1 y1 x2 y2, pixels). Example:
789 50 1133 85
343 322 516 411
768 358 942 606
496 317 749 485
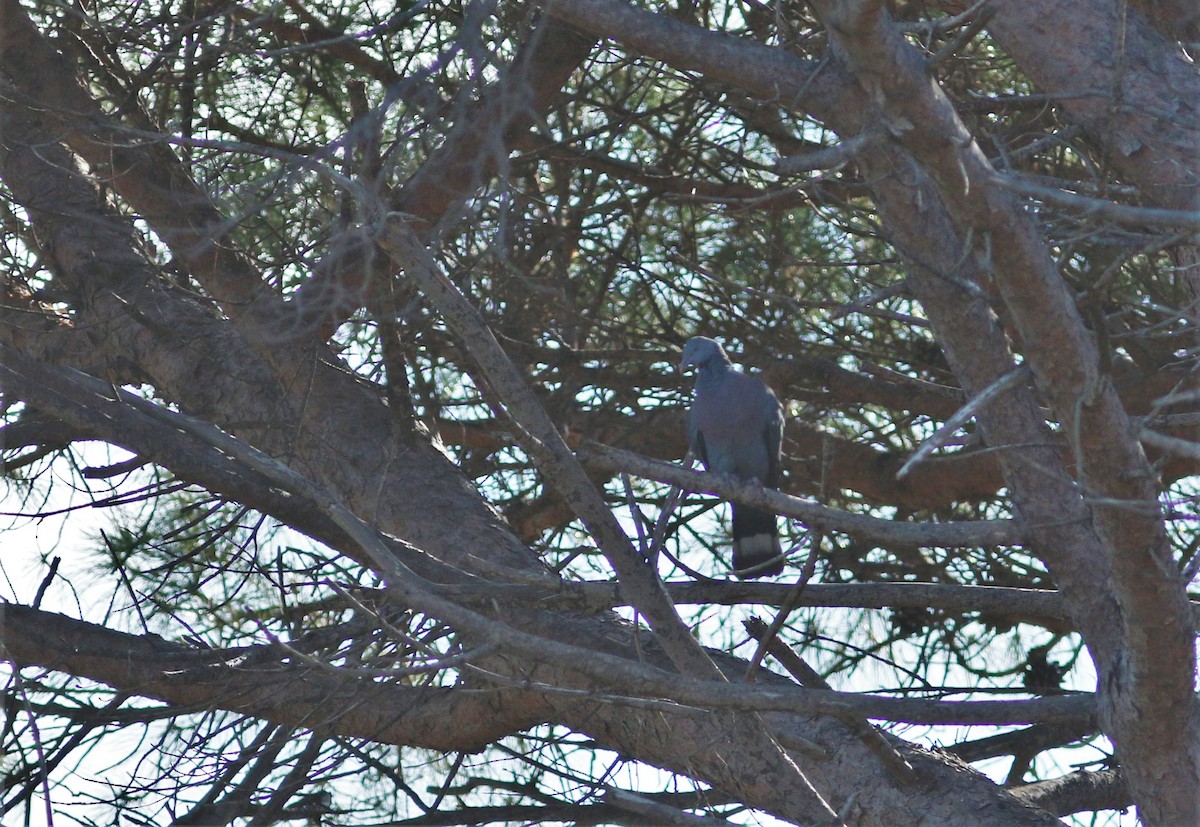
680 336 785 578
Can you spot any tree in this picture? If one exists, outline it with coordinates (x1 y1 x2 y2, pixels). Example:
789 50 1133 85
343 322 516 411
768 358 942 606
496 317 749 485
1 0 1197 823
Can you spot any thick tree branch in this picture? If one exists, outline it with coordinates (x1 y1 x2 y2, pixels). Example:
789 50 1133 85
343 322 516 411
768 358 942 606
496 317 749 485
0 602 548 752
1009 768 1132 818
0 598 1095 729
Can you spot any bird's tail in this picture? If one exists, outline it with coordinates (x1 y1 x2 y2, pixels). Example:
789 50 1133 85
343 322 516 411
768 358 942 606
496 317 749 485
731 505 784 578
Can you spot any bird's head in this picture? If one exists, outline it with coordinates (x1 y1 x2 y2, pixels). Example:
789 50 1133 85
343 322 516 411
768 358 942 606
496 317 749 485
679 336 727 373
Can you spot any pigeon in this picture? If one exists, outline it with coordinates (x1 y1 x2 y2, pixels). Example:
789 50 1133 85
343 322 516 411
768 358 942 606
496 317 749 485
680 336 785 578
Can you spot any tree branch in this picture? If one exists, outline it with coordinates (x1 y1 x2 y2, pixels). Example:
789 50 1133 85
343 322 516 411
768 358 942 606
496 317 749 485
1009 768 1131 818
0 602 548 752
576 441 1021 547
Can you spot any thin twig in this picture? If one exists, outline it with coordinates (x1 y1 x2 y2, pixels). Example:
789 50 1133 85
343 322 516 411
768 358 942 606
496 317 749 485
897 366 1031 480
